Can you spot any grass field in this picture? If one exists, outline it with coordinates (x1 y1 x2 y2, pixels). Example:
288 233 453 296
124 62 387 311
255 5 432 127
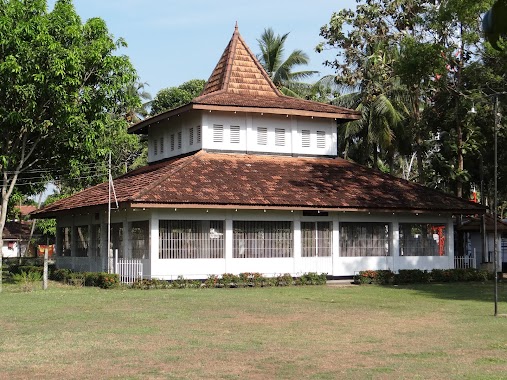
1 281 507 380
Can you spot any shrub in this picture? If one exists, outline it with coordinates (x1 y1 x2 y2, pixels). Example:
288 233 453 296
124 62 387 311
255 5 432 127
204 274 219 288
84 272 100 287
297 272 327 285
396 269 431 284
12 270 43 292
221 273 240 288
10 265 43 276
51 268 72 282
275 273 293 287
97 273 119 289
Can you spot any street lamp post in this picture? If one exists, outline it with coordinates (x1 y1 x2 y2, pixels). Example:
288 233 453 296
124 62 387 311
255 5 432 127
493 95 501 317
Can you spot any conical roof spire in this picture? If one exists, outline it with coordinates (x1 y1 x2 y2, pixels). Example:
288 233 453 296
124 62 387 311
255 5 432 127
200 25 281 97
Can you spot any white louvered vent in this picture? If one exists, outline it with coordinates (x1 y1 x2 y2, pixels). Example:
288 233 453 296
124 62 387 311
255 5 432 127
275 128 285 146
302 130 311 148
189 127 194 146
170 134 175 151
317 131 326 149
257 127 267 145
230 126 240 143
213 125 223 143
196 126 202 143
177 131 182 149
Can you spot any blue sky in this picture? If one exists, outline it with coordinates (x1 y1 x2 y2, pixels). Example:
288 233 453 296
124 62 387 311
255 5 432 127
48 0 357 97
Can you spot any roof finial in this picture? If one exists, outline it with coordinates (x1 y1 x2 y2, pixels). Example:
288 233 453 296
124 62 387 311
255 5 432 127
235 21 238 31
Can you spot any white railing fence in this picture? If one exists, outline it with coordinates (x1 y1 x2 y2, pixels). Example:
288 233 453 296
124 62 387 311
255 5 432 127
454 249 476 269
115 254 143 284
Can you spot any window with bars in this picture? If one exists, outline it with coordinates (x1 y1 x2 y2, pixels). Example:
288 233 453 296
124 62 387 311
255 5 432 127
160 137 164 154
189 127 194 145
91 224 101 257
75 226 89 257
153 139 158 155
230 125 240 143
302 130 311 147
58 227 71 257
130 221 149 259
301 222 332 257
170 134 175 151
159 220 224 259
275 128 285 146
213 125 223 143
257 127 267 145
316 131 326 149
399 223 446 256
177 131 182 149
339 222 390 257
197 126 202 143
233 221 293 258
110 223 124 258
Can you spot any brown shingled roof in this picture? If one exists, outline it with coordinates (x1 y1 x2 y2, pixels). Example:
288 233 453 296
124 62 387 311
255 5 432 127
33 151 485 218
128 26 360 134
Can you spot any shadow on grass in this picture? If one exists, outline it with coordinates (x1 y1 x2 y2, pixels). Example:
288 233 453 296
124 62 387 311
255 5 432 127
388 281 507 304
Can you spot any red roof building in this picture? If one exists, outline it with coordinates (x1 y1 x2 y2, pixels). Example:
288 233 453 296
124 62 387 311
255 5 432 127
34 26 485 280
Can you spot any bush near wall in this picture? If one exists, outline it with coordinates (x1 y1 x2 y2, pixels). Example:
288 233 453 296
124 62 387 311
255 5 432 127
355 268 493 285
131 272 328 290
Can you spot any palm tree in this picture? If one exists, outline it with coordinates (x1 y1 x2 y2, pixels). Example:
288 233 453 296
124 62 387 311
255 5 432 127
125 81 152 124
256 28 318 97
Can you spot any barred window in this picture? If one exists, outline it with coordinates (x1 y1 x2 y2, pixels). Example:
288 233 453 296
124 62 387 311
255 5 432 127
177 131 182 149
58 227 72 257
75 226 89 257
400 223 446 256
159 220 224 259
340 223 390 257
130 221 149 259
170 134 175 151
110 223 124 258
153 139 158 155
233 221 293 258
91 224 101 257
160 137 164 154
301 222 332 257
189 127 194 145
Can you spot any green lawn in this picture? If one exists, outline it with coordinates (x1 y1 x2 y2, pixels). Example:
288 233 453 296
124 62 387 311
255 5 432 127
1 282 506 380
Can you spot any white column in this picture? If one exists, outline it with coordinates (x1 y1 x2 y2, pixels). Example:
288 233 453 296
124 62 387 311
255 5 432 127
391 219 399 273
123 217 129 259
447 218 454 269
100 216 108 271
225 218 233 272
149 211 159 280
332 219 339 276
293 219 301 275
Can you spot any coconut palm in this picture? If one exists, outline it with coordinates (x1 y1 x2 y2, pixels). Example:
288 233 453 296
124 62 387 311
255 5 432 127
256 28 318 97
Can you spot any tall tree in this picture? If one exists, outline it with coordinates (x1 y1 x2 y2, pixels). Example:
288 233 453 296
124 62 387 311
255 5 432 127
0 0 138 254
257 28 318 97
150 79 206 116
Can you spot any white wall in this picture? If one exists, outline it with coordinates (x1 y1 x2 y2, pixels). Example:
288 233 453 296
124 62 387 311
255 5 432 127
56 208 454 279
146 110 338 163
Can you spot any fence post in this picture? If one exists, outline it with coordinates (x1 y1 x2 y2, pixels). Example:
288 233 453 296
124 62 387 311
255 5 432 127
43 248 48 290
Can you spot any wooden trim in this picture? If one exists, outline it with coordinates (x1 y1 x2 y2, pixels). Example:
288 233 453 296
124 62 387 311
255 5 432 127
192 104 361 120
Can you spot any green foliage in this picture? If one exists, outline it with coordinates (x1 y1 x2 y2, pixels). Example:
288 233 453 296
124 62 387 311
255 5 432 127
11 270 43 292
0 0 140 247
355 268 493 285
256 28 317 97
150 79 206 115
97 273 119 289
51 268 72 282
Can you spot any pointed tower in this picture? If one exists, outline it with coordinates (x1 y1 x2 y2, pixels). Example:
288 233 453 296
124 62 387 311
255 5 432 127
129 25 361 163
